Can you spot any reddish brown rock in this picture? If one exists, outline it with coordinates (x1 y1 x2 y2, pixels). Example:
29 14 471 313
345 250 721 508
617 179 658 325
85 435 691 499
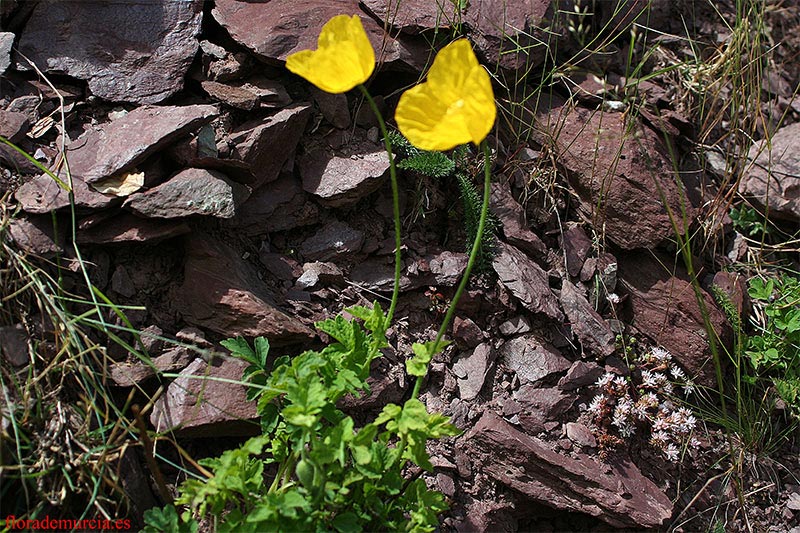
361 0 459 34
500 334 570 384
464 411 673 529
175 233 313 343
490 181 546 259
452 317 485 349
150 357 259 437
492 242 563 320
618 251 732 386
17 1 203 104
109 346 195 388
741 122 800 222
712 271 750 320
0 110 30 142
507 385 577 434
7 215 64 257
299 220 364 261
76 213 190 244
124 168 250 219
560 280 615 358
535 99 696 249
562 225 592 278
0 324 29 367
300 134 390 207
558 361 604 391
229 104 312 188
452 343 494 400
15 173 118 213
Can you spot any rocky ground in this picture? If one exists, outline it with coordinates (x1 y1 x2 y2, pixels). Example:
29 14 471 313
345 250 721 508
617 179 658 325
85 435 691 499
2 0 800 531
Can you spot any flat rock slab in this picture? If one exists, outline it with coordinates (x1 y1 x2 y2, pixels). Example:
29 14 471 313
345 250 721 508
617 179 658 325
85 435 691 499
125 168 250 219
299 220 364 261
509 385 576 434
490 182 546 259
226 172 319 235
534 99 696 249
75 213 190 245
175 233 313 344
452 342 494 400
0 32 12 75
18 0 203 104
229 104 312 189
500 334 571 384
150 357 259 437
300 136 390 207
16 173 119 213
464 411 673 529
618 251 732 386
361 0 459 34
741 121 800 222
8 215 64 257
17 1 202 104
212 0 424 68
492 241 563 320
560 280 615 358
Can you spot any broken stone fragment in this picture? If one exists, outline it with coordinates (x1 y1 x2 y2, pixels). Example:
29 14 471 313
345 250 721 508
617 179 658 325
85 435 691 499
75 213 190 245
560 280 615 358
500 334 571 385
452 343 494 401
124 168 250 219
492 242 563 320
299 220 364 261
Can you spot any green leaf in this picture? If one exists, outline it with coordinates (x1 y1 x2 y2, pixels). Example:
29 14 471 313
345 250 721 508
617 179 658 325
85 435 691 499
332 512 361 533
407 340 450 377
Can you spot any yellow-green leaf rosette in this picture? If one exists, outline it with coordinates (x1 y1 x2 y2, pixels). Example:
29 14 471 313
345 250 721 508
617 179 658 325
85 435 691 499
395 39 496 151
285 14 376 94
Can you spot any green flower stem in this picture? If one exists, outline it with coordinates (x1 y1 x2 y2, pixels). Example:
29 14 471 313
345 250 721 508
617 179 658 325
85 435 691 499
358 84 402 324
412 141 492 400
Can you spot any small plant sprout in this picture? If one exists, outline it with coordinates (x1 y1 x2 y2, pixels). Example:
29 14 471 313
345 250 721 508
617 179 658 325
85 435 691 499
585 345 699 462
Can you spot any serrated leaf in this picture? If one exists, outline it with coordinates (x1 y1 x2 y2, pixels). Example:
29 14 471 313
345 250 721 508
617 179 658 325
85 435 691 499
332 512 361 532
407 340 450 376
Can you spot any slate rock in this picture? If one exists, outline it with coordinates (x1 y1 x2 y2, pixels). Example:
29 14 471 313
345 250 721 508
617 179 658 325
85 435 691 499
361 0 458 34
498 315 531 336
299 220 364 261
0 32 12 75
464 411 673 529
111 265 136 298
618 251 732 386
300 134 390 207
150 357 259 437
125 168 250 219
452 317 484 349
8 215 64 257
558 361 604 391
511 385 576 434
500 334 571 384
490 181 546 259
76 213 190 244
109 346 195 387
560 280 615 358
311 88 350 129
565 422 597 448
0 111 30 143
212 0 425 68
741 121 800 222
229 104 312 188
429 251 468 286
296 261 344 289
452 343 494 400
260 252 302 282
534 98 696 249
17 1 202 104
201 81 259 110
562 225 592 278
492 241 563 320
16 173 117 213
712 271 750 321
227 172 319 235
0 324 28 367
201 78 291 111
175 233 313 343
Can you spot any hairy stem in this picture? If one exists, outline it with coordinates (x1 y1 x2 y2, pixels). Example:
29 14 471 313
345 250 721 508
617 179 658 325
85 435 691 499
358 84 402 324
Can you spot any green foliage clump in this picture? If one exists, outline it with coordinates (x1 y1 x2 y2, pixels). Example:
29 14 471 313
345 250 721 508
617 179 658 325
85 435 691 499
144 303 459 533
730 205 773 238
746 275 800 409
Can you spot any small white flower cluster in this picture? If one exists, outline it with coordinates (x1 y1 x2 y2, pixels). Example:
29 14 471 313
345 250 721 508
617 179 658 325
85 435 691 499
585 346 699 462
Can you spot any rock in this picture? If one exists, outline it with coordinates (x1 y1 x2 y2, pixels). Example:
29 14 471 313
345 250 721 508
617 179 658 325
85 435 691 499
429 251 468 286
452 317 484 349
201 78 291 111
436 473 456 498
212 0 424 68
490 181 546 259
464 0 552 71
111 265 136 298
227 172 319 236
565 422 597 448
299 220 364 261
200 81 260 110
560 280 615 358
0 32 12 75
7 215 64 257
500 334 571 384
229 104 312 188
618 251 732 386
311 88 350 129
17 1 202 104
562 226 592 278
0 324 28 367
260 252 302 281
175 233 313 344
534 98 695 249
464 411 673 529
296 261 344 289
712 271 750 321
558 361 604 391
15 173 119 213
150 357 259 437
124 168 250 219
76 213 190 244
300 134 390 207
492 242 563 320
0 111 30 142
109 346 195 387
349 257 406 292
498 315 531 336
452 343 494 400
361 0 458 34
741 122 800 222
509 385 576 434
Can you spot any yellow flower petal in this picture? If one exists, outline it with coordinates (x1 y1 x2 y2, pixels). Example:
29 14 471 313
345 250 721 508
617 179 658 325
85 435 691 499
395 39 496 151
285 15 375 94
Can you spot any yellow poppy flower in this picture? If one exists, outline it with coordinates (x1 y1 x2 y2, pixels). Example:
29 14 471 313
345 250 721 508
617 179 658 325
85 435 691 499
395 39 496 151
285 14 375 94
